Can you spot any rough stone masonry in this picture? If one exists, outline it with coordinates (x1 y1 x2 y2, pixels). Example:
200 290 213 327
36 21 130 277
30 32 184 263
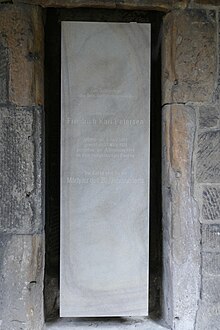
0 4 44 330
0 1 219 330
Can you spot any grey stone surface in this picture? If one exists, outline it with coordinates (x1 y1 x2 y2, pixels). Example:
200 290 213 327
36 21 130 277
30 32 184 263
199 105 219 129
45 318 169 330
0 5 44 106
196 276 220 330
162 104 200 330
0 5 45 330
0 43 8 104
0 106 43 234
202 224 220 251
202 276 220 304
162 10 217 104
202 252 220 276
0 234 44 330
202 186 220 220
198 225 220 329
195 303 220 330
61 22 150 317
196 130 220 183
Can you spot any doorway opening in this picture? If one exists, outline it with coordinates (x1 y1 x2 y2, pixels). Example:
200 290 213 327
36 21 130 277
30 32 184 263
44 7 163 323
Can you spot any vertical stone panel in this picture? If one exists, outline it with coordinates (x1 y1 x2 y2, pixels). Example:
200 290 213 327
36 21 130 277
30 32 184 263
162 104 200 330
162 9 217 104
0 4 44 330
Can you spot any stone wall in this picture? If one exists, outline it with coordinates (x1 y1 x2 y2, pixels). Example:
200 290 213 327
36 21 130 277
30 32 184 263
162 6 220 330
0 4 44 330
0 1 219 330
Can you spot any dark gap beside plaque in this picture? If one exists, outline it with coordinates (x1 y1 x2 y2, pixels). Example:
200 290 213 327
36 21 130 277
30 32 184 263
44 7 163 321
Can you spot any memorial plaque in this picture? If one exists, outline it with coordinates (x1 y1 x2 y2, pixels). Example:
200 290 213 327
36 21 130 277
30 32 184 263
60 22 150 317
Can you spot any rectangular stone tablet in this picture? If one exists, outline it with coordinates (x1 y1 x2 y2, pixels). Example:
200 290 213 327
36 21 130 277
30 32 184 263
60 21 150 317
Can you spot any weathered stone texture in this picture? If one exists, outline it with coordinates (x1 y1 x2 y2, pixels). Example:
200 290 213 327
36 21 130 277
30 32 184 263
0 5 44 106
202 224 220 251
0 44 8 105
162 104 200 330
196 130 220 183
199 105 219 129
0 234 44 330
196 303 220 330
194 0 220 5
202 276 220 304
202 252 220 276
196 252 220 329
0 106 43 234
199 223 220 329
12 0 187 11
202 186 220 220
162 9 217 104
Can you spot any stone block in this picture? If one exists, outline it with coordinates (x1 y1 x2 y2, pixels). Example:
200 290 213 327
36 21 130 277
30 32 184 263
202 186 220 220
202 252 220 276
0 234 44 330
162 9 217 103
0 5 44 106
0 106 43 234
196 130 220 183
195 303 220 330
202 276 220 304
162 104 200 329
195 276 220 329
202 224 220 251
196 274 220 329
199 105 219 129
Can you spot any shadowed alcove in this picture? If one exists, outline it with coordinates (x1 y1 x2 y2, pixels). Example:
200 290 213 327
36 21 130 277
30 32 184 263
44 7 163 322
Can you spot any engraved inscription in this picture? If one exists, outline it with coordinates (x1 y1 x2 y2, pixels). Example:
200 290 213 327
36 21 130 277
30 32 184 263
66 176 145 185
67 117 144 126
76 137 135 159
61 21 150 317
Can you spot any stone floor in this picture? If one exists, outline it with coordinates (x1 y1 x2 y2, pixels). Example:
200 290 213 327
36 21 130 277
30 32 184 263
45 317 170 330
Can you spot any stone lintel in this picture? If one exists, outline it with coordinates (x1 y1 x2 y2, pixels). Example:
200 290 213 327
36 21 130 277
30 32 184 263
11 0 187 11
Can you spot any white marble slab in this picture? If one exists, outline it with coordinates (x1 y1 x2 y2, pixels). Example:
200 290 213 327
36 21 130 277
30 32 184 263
61 21 150 317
